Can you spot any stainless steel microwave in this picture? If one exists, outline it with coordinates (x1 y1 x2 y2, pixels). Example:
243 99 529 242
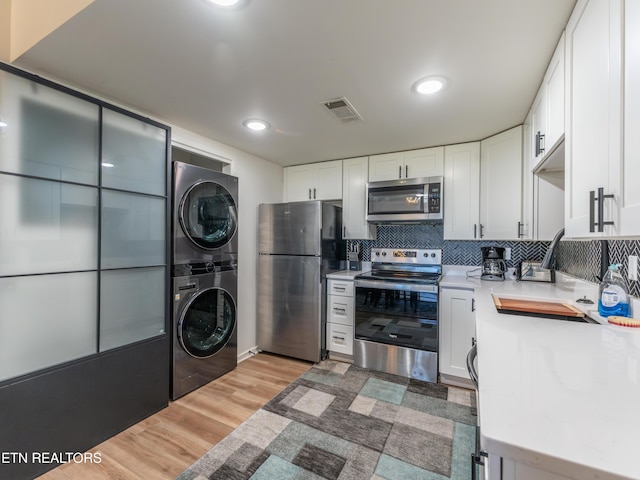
366 176 443 223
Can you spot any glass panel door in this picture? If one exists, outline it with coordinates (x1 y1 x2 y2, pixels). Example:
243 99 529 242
368 184 426 214
179 288 236 358
354 285 438 351
179 181 237 250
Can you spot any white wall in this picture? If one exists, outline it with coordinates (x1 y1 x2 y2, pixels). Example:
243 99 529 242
172 126 283 359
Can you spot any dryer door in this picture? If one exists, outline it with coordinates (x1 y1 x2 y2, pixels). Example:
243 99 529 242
178 287 236 358
179 180 237 250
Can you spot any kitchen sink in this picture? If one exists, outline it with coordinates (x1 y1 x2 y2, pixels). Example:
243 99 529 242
492 294 602 324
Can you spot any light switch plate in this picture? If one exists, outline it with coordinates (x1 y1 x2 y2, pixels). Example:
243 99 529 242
505 247 511 261
629 255 638 281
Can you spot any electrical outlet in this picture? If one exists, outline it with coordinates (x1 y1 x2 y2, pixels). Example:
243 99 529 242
505 247 511 261
629 255 638 281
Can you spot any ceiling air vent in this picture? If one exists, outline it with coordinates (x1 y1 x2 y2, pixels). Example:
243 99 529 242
321 97 363 123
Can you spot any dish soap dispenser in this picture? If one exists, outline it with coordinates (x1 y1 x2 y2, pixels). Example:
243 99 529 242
598 264 630 317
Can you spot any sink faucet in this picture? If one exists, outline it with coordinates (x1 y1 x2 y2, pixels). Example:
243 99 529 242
540 228 565 270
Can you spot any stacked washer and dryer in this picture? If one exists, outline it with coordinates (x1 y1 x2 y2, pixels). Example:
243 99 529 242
171 161 239 400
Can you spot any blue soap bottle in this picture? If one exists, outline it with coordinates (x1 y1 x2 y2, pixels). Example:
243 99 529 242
598 264 630 317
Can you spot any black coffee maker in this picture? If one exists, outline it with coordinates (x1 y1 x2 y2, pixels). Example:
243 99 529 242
481 246 507 281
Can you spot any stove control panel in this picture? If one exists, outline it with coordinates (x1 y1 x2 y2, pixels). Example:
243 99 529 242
371 248 442 265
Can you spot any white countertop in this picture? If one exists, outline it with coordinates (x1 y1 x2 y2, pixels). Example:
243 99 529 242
326 262 371 280
441 269 640 480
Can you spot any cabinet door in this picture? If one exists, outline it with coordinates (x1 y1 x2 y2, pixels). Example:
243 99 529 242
521 111 534 240
622 0 640 235
342 157 375 239
443 143 480 240
284 164 316 202
534 173 565 240
439 288 475 379
314 160 343 200
480 126 523 240
404 147 444 179
565 0 622 237
545 33 565 150
530 89 547 168
368 152 404 181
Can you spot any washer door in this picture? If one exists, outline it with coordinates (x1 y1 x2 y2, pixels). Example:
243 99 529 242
179 180 237 250
178 287 236 358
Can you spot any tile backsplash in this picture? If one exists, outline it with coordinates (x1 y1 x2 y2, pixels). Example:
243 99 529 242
346 224 640 298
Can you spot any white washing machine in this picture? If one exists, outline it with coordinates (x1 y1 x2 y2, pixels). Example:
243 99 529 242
173 161 238 267
171 261 237 400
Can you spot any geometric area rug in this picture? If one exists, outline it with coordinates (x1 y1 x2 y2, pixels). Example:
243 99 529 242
177 360 477 480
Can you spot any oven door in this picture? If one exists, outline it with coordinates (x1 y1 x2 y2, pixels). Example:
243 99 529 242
354 278 438 352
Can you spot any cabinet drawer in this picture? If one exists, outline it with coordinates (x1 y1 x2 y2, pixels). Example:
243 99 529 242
327 294 354 326
328 279 354 296
326 323 353 356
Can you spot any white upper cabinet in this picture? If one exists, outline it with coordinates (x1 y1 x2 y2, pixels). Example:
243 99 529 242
622 0 640 235
545 33 565 151
565 0 622 237
342 157 376 240
443 142 480 240
368 147 444 181
531 33 565 171
283 160 343 202
479 126 524 240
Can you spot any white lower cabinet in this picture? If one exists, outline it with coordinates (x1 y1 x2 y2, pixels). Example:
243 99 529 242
439 287 475 383
326 278 354 357
327 323 354 356
500 459 574 480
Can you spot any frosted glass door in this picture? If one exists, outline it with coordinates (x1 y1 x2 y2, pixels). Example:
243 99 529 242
100 267 166 351
102 108 167 196
101 191 166 269
0 174 98 276
0 70 99 184
0 272 98 382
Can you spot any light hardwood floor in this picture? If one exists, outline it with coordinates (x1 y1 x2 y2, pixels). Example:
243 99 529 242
38 353 312 480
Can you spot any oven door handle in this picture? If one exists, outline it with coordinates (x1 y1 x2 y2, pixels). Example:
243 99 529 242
354 279 438 293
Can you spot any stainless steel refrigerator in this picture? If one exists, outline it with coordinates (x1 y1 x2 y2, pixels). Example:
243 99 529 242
257 201 345 362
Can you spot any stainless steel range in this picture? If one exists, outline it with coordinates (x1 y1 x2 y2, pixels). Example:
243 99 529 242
354 248 441 382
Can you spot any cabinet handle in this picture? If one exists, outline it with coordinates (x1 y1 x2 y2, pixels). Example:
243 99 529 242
517 221 523 238
308 188 312 200
313 188 317 199
590 188 615 233
405 165 408 178
474 224 477 239
333 308 347 314
535 131 546 157
333 286 346 292
398 166 402 179
332 335 345 341
471 298 476 312
479 224 484 238
343 226 346 237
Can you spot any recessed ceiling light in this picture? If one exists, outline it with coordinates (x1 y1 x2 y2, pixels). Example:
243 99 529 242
414 76 447 95
0 121 7 128
102 162 115 168
205 0 244 7
243 119 269 131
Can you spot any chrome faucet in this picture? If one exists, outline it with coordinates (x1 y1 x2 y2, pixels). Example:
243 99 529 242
540 228 565 270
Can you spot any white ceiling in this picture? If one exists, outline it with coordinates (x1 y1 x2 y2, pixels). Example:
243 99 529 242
13 0 577 166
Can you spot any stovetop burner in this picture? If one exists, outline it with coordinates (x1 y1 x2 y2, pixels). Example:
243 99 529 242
357 248 442 285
